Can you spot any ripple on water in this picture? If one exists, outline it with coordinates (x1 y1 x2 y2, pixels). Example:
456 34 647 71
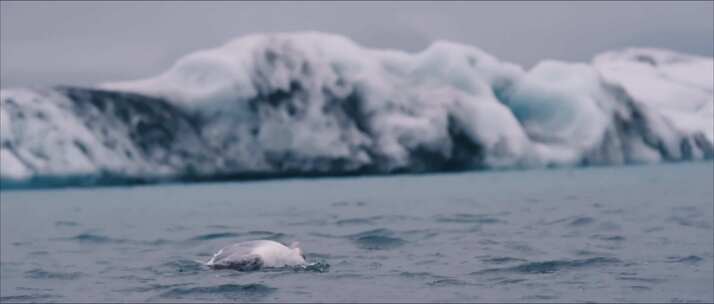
60 233 172 249
117 283 191 293
490 277 528 285
666 255 704 264
473 257 621 275
112 274 155 284
590 234 626 242
568 216 595 227
479 256 528 265
55 220 80 227
347 229 406 250
617 276 666 284
205 224 240 229
630 285 652 291
427 278 472 287
189 231 285 242
0 294 60 302
336 218 375 226
145 259 205 276
244 230 286 240
327 273 365 279
159 283 277 300
434 213 504 224
401 229 439 240
668 216 713 229
398 271 449 281
189 232 242 241
336 215 419 227
16 287 53 292
140 238 174 246
544 216 595 227
25 269 83 280
66 233 124 244
330 201 367 207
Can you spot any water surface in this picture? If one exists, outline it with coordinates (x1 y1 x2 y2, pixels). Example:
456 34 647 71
1 162 713 302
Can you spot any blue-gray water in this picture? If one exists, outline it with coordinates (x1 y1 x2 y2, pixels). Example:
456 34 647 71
1 162 713 303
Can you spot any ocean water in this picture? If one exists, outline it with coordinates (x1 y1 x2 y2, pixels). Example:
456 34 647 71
1 162 712 303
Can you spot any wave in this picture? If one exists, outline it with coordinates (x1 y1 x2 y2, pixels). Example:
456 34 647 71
158 283 276 300
473 257 621 274
1 32 712 188
24 269 83 280
348 228 407 250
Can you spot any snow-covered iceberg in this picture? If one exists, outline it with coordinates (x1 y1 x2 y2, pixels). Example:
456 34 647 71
1 32 712 187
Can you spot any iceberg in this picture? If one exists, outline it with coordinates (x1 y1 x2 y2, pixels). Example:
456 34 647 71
1 32 712 188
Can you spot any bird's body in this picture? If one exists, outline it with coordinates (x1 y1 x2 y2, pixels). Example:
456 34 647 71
206 240 306 271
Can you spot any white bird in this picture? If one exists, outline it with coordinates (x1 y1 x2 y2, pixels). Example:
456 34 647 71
206 240 306 271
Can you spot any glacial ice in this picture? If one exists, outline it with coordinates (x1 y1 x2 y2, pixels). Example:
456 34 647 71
1 32 712 187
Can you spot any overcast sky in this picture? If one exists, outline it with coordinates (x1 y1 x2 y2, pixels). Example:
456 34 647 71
1 1 712 88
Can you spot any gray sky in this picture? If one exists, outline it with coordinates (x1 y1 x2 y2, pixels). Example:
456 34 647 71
1 1 712 88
